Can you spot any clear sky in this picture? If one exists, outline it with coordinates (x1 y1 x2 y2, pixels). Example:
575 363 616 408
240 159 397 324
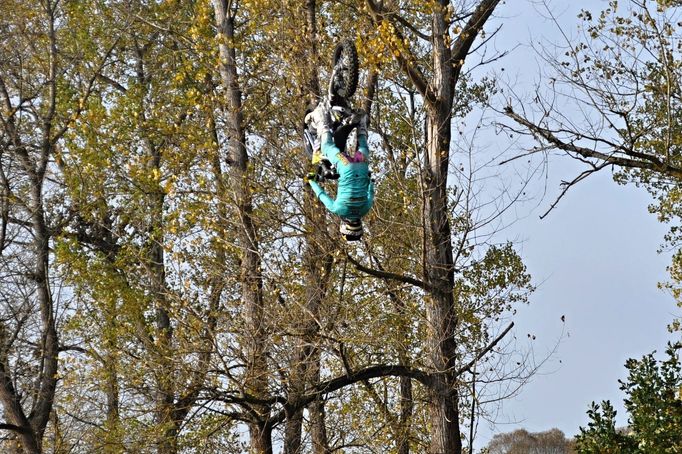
467 0 681 449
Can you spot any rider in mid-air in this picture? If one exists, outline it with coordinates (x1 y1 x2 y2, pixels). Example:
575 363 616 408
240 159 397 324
304 101 374 241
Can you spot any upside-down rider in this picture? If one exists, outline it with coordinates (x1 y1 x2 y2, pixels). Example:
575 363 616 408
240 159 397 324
304 101 374 241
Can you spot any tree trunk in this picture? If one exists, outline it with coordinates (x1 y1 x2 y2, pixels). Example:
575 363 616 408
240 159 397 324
357 0 501 450
0 344 41 454
284 1 332 452
28 5 60 448
0 7 62 449
212 2 270 452
424 103 461 453
0 118 59 454
151 189 177 454
422 4 504 449
103 320 122 454
422 4 461 452
29 182 59 454
310 389 329 454
129 38 178 452
398 373 413 454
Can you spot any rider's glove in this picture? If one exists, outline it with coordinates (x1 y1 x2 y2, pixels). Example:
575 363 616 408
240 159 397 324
304 172 316 185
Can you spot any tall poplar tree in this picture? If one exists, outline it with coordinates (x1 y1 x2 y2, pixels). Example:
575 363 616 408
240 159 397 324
0 1 116 452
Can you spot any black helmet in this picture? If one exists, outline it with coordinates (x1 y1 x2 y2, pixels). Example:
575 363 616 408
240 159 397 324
340 219 363 241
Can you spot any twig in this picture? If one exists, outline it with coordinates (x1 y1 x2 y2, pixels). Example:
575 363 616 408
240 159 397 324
455 322 514 377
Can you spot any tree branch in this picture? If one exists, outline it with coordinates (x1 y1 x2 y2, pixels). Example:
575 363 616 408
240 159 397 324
539 165 607 220
364 0 435 105
52 35 122 144
57 344 89 354
504 106 682 181
455 322 514 376
0 423 31 434
347 255 432 293
451 0 502 85
269 364 433 427
312 364 432 400
394 14 431 41
95 74 127 93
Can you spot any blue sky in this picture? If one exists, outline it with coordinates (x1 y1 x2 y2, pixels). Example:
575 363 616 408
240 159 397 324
468 0 681 448
478 163 675 444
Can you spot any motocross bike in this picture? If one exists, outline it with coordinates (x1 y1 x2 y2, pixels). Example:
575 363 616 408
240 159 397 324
303 39 362 181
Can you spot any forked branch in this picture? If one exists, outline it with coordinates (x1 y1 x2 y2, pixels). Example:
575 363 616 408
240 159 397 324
504 106 682 181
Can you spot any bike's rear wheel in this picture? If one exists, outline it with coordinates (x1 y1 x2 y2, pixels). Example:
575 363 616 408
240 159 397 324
329 39 358 105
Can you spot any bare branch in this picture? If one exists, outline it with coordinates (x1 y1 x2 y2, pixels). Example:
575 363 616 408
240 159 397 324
451 0 502 85
0 423 31 434
504 106 682 181
394 14 431 41
57 345 89 354
347 255 432 293
95 74 127 93
455 322 514 376
269 364 433 427
539 165 607 220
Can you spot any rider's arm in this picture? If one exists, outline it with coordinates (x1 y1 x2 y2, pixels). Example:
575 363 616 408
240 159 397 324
365 178 375 211
309 180 338 213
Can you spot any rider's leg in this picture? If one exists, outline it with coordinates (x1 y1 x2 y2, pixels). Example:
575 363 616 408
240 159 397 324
358 135 369 161
317 136 340 180
306 102 332 164
320 132 345 168
357 111 369 161
308 103 346 173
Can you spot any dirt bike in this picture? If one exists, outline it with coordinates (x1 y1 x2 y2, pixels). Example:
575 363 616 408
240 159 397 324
303 39 361 182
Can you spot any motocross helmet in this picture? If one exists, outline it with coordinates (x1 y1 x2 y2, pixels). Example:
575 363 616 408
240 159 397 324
340 219 363 241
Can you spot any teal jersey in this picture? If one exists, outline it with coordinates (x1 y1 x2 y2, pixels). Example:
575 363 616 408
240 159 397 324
309 134 374 220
